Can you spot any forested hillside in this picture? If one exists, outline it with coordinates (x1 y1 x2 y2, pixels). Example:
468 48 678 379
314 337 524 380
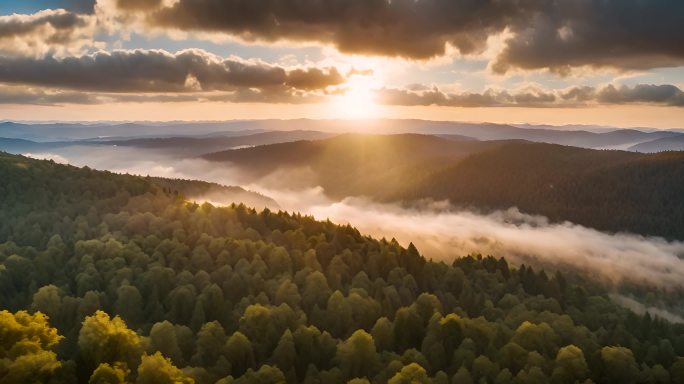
203 135 684 239
149 177 278 209
396 142 684 239
101 130 334 157
1 152 683 384
203 134 508 199
629 136 684 153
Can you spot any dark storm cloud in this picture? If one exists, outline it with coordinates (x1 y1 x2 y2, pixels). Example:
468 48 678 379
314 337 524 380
0 49 345 93
378 84 684 108
114 0 684 72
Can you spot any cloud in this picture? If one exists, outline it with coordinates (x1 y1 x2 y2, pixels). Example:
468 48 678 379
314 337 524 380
22 152 70 164
286 67 345 91
2 4 683 108
375 86 556 108
128 0 533 60
115 0 162 11
559 84 684 107
491 0 684 74
0 49 345 103
594 84 684 107
4 2 684 75
376 84 684 108
59 0 98 13
2 79 681 108
0 9 98 57
610 294 684 324
3 80 681 108
5 0 684 80
105 0 684 72
0 86 326 106
0 86 101 105
0 84 221 105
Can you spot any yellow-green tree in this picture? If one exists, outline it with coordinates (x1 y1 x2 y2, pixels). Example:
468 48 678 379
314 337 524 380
232 364 285 384
0 310 62 383
600 346 639 384
336 330 380 380
551 345 588 383
136 352 194 384
78 310 143 373
224 332 256 377
88 362 129 384
388 363 432 384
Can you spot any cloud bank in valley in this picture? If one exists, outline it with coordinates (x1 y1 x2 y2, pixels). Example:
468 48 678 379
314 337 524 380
21 152 69 164
260 190 684 289
610 294 684 324
31 146 684 289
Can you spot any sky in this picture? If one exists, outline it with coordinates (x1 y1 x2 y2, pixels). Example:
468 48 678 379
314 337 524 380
1 0 684 127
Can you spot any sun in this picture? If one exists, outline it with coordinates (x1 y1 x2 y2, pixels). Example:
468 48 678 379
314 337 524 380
328 73 382 119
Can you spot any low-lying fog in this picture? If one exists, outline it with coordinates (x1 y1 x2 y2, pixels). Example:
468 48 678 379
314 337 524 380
25 146 684 295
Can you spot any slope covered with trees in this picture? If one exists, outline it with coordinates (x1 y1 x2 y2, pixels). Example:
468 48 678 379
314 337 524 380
203 134 508 199
101 130 334 157
203 135 684 239
395 142 684 239
1 151 683 383
149 177 278 209
629 136 684 153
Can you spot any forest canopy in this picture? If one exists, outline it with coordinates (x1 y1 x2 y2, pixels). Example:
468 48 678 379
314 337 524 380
0 151 683 383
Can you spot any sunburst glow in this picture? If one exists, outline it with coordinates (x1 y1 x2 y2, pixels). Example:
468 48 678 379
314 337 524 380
328 73 382 119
